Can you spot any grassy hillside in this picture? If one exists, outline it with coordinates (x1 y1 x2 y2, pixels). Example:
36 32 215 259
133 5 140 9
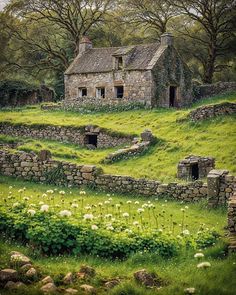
0 177 235 295
0 93 236 182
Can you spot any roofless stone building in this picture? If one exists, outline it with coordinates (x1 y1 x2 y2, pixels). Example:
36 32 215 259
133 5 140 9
64 33 192 108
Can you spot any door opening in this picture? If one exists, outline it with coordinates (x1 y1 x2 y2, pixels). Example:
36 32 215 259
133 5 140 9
191 163 199 180
169 86 177 107
85 134 98 147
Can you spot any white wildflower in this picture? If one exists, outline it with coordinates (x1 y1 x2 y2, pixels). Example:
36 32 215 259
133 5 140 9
23 197 30 201
194 253 204 258
122 212 129 218
40 204 49 212
46 190 54 194
71 203 78 208
79 190 86 195
83 213 94 220
107 225 114 231
91 224 98 230
59 210 72 217
42 193 47 198
27 209 36 216
133 221 139 226
104 200 110 205
59 190 65 195
137 208 144 214
182 229 190 235
197 262 211 269
184 287 196 294
13 202 20 208
134 201 139 205
127 200 132 204
39 201 44 205
115 204 120 208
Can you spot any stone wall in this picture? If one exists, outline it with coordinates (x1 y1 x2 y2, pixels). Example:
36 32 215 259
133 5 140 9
0 150 235 204
194 81 236 100
0 150 100 186
189 102 236 121
228 192 236 252
64 70 153 107
0 123 133 149
177 155 215 180
151 46 193 108
207 170 236 207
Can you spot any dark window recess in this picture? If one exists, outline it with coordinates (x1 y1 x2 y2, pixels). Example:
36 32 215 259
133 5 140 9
191 163 199 180
169 86 177 107
96 87 105 98
117 56 123 69
115 86 124 98
79 88 87 97
85 134 97 147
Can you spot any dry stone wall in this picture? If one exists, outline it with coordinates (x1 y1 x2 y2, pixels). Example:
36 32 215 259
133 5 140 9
0 150 234 204
228 192 236 252
194 81 236 100
0 123 133 148
189 102 236 122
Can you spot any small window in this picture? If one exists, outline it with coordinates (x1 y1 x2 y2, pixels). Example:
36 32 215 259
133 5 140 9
78 87 87 97
117 56 123 70
115 86 124 98
96 87 105 98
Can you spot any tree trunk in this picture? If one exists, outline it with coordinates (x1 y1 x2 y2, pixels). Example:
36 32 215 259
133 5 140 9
202 41 217 84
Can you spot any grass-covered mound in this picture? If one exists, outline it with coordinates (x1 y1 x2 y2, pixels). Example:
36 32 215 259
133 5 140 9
0 93 235 182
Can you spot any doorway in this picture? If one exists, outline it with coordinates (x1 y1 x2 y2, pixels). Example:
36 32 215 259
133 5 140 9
85 134 98 147
169 86 177 107
191 163 199 180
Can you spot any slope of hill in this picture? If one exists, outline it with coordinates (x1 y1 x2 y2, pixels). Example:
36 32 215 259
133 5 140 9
0 93 235 182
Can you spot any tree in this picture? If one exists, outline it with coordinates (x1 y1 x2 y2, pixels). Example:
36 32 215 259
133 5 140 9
123 0 179 36
170 0 236 83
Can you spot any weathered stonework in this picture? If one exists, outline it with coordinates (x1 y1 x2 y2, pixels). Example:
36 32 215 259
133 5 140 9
0 150 234 205
64 34 192 109
208 170 236 207
177 155 215 180
194 81 236 100
65 70 153 107
0 123 133 149
103 130 155 163
228 192 236 252
189 102 236 121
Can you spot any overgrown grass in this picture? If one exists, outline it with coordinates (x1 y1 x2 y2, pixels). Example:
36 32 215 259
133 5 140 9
0 177 235 294
0 176 226 235
0 93 235 182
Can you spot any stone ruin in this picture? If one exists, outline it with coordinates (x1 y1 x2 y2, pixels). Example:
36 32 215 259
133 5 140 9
103 129 156 163
177 155 215 180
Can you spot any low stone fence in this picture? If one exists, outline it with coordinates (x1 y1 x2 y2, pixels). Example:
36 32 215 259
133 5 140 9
0 122 133 149
189 102 236 122
194 81 236 100
228 192 236 252
1 150 235 205
103 141 150 163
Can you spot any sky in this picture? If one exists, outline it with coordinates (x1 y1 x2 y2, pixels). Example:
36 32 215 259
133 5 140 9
0 0 9 11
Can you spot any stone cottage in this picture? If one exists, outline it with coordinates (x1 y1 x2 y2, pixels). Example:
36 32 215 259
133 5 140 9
64 33 192 108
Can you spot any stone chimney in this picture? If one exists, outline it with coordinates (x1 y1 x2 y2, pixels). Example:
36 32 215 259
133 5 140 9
160 32 173 47
79 36 92 55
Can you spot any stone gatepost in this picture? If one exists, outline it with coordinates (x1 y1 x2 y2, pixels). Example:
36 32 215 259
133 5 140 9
228 192 236 252
207 169 228 207
38 150 52 161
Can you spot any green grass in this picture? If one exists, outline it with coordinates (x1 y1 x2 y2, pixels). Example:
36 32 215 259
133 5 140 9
0 93 236 182
0 176 226 235
0 177 235 295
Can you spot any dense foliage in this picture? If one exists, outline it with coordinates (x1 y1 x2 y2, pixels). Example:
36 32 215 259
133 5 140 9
0 186 219 259
0 0 235 99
